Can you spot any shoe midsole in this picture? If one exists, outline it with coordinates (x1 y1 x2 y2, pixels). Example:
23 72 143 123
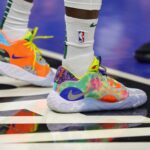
0 61 55 86
47 90 147 113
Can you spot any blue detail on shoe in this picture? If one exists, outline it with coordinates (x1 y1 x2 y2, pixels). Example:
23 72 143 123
60 87 84 101
99 68 107 76
97 56 107 76
0 33 10 46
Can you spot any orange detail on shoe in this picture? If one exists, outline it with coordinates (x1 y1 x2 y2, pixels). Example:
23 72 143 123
116 83 122 88
100 95 118 103
0 40 50 77
92 65 97 69
108 79 122 89
108 79 114 86
35 62 50 77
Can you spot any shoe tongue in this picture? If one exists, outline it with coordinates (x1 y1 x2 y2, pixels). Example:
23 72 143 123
24 30 34 41
88 57 100 72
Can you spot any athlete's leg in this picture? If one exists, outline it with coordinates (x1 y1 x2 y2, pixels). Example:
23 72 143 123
63 0 102 78
47 0 147 112
1 0 33 41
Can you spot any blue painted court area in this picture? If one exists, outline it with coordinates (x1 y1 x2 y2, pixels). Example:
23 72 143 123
0 0 150 78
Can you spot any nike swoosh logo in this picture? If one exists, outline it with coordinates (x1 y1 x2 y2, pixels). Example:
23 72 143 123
90 23 97 27
68 90 84 101
12 54 27 59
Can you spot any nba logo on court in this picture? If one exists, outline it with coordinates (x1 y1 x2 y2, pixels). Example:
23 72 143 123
78 31 85 43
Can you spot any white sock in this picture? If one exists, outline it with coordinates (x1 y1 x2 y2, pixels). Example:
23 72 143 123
3 0 33 41
63 0 102 78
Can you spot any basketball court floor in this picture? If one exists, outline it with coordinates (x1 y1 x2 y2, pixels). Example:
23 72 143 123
0 0 150 149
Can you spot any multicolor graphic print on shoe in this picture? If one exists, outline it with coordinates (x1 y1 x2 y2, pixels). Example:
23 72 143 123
47 57 147 113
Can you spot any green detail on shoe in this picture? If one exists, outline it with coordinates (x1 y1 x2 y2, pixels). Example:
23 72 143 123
0 55 10 63
58 72 128 101
24 31 33 41
0 49 5 53
59 73 106 100
0 49 10 63
53 82 58 91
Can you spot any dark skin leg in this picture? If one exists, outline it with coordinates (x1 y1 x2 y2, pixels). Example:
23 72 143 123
24 0 33 3
65 7 99 20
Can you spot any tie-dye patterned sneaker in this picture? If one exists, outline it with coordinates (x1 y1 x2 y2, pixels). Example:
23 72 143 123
47 57 147 113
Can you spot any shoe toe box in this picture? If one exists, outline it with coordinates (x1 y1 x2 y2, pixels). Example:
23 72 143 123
127 88 147 107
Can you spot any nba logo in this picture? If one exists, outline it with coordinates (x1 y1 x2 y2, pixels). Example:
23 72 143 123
78 31 85 43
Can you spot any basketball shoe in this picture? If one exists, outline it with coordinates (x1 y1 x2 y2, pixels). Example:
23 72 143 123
0 27 55 87
47 57 147 112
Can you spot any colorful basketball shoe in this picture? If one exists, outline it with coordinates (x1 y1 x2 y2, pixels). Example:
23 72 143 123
0 27 55 87
47 57 147 113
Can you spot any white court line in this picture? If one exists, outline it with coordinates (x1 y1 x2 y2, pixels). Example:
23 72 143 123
107 68 150 86
0 128 150 143
0 76 29 87
0 99 150 124
42 49 63 60
0 87 50 97
0 99 48 115
0 116 150 124
1 143 150 150
42 49 150 85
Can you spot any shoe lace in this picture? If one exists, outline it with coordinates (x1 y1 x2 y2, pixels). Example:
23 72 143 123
98 56 107 76
98 56 121 87
24 27 53 70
